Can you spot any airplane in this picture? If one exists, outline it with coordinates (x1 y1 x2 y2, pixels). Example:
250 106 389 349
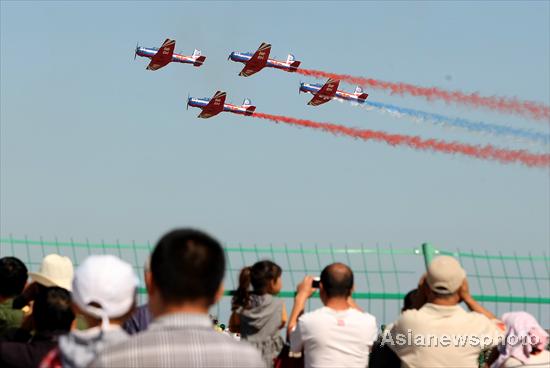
134 38 206 71
228 42 301 77
299 78 369 106
187 91 256 119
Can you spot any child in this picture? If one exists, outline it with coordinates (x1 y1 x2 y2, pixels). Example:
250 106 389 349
40 255 138 368
229 260 286 368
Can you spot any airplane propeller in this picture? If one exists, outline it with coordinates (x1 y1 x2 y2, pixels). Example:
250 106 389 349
134 42 139 61
186 93 190 110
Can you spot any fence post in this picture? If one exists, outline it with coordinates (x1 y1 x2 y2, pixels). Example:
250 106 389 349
421 242 436 269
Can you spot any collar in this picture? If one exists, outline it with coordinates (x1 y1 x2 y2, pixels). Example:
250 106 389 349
71 324 124 338
150 313 213 331
421 302 464 316
321 306 355 314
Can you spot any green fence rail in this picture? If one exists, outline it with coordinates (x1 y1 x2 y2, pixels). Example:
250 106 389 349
1 236 549 325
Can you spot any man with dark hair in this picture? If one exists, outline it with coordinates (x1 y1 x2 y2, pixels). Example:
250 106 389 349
92 228 263 368
0 286 75 367
288 263 378 368
319 262 354 298
0 256 28 337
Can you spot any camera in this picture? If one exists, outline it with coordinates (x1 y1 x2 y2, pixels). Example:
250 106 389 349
312 277 320 288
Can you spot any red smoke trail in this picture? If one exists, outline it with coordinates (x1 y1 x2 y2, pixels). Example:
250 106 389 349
295 68 550 122
251 112 550 168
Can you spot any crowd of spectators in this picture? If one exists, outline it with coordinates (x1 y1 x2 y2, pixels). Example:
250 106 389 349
0 227 548 368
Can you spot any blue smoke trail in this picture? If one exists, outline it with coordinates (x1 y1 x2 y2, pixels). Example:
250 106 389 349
358 100 549 145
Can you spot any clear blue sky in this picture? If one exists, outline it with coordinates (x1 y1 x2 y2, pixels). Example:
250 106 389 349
1 1 549 255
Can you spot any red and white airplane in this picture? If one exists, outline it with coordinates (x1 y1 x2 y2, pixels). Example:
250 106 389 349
299 78 369 106
187 91 256 119
135 39 206 71
228 42 301 77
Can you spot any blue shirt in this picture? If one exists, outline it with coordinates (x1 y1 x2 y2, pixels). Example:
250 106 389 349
122 304 152 335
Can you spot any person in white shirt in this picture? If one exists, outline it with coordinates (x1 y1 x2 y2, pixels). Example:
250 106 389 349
288 263 378 368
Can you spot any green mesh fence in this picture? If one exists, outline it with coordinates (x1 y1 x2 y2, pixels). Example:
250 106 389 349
1 237 549 327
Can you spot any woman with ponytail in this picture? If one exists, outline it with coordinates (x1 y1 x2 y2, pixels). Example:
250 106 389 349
229 260 286 368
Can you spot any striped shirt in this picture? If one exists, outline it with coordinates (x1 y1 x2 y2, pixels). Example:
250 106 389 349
91 313 265 368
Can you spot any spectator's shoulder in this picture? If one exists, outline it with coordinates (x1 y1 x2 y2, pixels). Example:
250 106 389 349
394 308 422 329
0 304 22 326
467 311 506 333
361 310 378 326
216 333 264 366
298 307 325 324
349 308 377 324
467 310 493 321
400 308 421 321
275 296 285 307
92 329 150 365
267 295 284 312
464 310 498 328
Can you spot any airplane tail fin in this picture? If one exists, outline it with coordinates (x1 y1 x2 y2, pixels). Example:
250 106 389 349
192 49 206 67
354 86 369 101
193 56 206 67
242 99 256 115
286 54 300 71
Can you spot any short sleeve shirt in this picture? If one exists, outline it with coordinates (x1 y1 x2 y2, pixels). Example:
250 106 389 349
290 307 378 368
387 303 505 368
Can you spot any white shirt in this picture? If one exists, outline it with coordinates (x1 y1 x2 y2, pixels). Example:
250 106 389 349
290 306 378 368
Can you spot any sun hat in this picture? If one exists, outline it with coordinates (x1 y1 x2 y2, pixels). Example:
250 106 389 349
426 255 466 294
29 254 74 291
72 255 138 326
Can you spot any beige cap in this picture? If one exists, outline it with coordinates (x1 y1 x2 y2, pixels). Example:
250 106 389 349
426 255 466 294
28 254 74 291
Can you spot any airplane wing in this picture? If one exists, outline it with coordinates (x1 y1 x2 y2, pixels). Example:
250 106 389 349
198 91 226 118
307 78 340 106
238 42 271 77
146 39 176 71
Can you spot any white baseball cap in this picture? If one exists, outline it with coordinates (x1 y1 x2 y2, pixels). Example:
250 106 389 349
72 255 138 323
29 254 74 291
426 255 466 294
